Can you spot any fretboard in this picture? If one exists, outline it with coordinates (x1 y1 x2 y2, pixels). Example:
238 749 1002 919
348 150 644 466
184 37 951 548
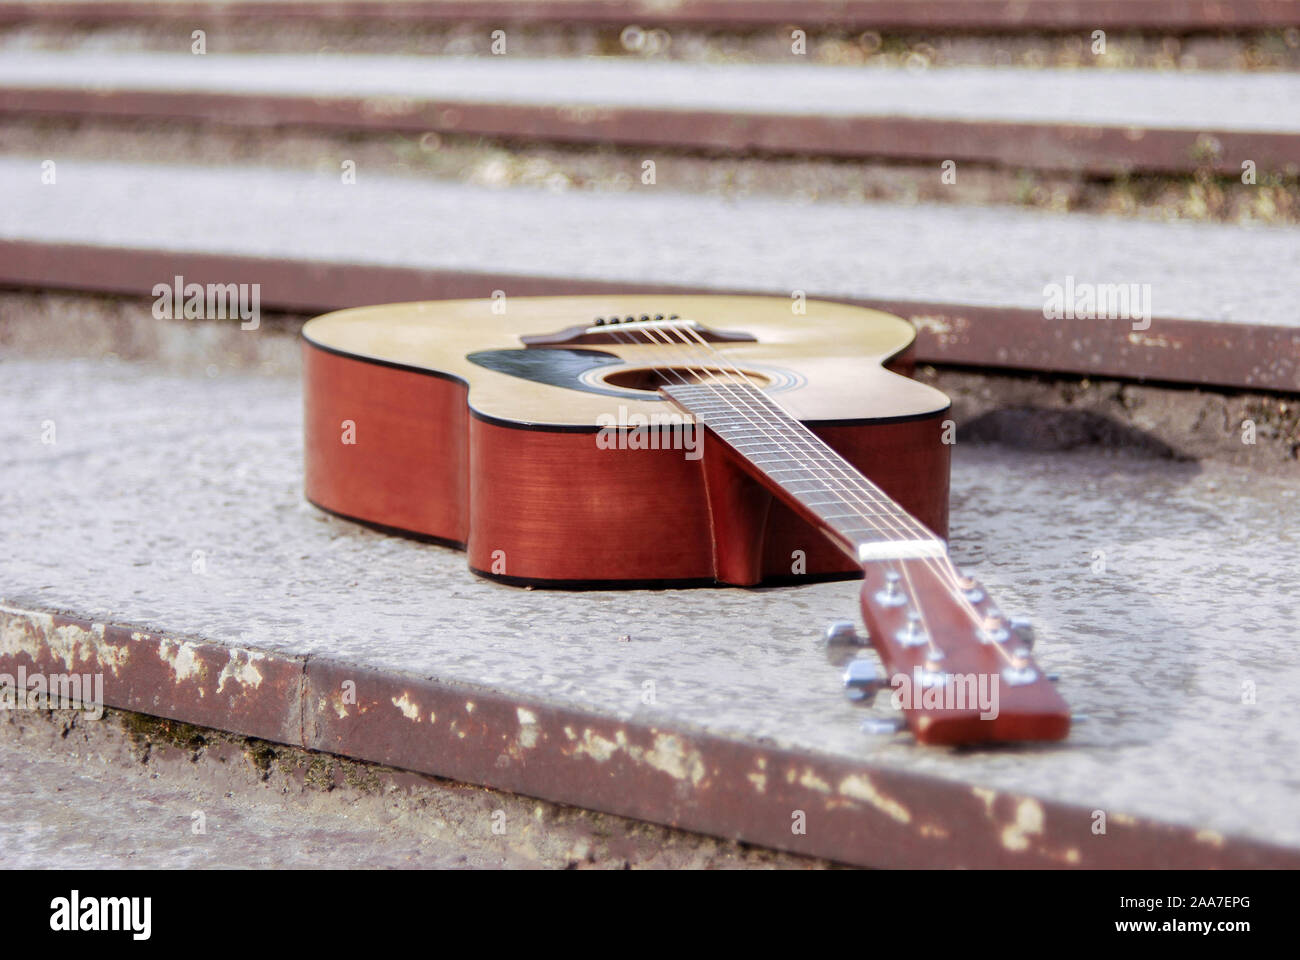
661 382 945 563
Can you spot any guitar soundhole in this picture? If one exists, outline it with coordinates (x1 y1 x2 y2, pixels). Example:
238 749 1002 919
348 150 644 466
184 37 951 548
600 366 773 393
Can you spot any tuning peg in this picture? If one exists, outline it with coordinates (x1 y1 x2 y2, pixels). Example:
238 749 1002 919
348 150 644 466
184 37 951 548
842 659 884 702
860 716 906 735
978 613 1009 645
824 619 865 648
1009 618 1036 650
873 570 907 607
1002 647 1038 685
896 610 929 647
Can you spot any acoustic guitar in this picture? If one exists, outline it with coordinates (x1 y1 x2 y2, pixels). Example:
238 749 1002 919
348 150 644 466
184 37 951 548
302 295 1070 745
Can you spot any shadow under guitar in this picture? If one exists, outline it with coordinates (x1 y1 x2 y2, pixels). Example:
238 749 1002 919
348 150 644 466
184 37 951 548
957 405 1200 476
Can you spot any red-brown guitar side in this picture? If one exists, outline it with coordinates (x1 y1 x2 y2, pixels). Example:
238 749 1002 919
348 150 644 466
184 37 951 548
303 341 950 587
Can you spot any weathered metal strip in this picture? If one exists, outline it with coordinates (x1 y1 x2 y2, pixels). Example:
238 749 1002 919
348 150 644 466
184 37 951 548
2 87 1294 177
0 1 1296 30
2 602 1295 867
0 604 304 746
2 240 1295 392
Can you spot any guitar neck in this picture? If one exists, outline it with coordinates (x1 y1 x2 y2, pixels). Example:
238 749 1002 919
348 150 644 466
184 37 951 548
661 381 942 563
663 379 1071 745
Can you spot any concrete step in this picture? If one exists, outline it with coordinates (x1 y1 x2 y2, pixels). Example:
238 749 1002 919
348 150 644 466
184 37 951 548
3 52 1298 175
1 157 1296 390
2 354 1297 866
6 110 1295 228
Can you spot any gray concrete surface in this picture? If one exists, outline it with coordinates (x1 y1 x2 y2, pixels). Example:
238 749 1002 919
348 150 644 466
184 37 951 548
2 112 1295 227
1 355 1297 851
2 157 1297 326
2 52 1298 132
2 11 1291 72
0 705 823 868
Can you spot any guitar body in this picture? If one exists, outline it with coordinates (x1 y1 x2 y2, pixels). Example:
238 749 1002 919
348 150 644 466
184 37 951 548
302 295 952 587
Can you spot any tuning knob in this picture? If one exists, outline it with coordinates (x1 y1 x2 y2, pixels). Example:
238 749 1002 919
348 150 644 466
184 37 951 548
824 619 865 648
842 659 884 702
1009 618 1036 649
956 575 985 604
873 570 907 607
896 610 929 647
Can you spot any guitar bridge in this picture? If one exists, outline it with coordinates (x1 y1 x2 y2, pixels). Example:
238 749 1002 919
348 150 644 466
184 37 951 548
520 314 757 347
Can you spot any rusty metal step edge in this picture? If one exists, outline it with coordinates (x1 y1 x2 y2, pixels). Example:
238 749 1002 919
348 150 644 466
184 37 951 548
2 601 1295 868
2 239 1296 393
3 87 1296 178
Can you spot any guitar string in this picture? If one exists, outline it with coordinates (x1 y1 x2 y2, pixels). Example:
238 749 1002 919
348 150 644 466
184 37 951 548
608 322 958 662
596 320 963 658
661 320 1018 662
609 322 960 578
626 320 969 565
659 321 1023 663
634 322 962 655
665 322 996 631
596 316 1009 663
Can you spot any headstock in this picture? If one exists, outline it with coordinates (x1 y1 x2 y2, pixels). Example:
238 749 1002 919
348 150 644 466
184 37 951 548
838 557 1070 746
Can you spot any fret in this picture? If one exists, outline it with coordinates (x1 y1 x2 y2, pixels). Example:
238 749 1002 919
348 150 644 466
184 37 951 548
762 467 837 477
726 441 791 452
732 442 842 459
709 422 798 434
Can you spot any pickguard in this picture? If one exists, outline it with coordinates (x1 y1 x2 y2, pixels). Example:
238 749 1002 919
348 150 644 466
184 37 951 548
465 348 662 400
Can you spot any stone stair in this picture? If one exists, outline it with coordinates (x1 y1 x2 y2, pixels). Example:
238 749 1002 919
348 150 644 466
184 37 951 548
2 0 1298 869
